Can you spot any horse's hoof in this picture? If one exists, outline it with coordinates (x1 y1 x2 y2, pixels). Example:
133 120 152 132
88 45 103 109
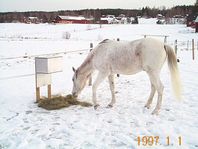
107 104 113 108
151 110 159 115
94 104 100 110
144 105 151 109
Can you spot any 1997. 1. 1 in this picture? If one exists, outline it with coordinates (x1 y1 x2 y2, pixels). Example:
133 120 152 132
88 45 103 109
137 136 182 146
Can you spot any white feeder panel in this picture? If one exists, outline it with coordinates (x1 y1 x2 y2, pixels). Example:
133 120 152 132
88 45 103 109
35 56 63 74
36 74 51 87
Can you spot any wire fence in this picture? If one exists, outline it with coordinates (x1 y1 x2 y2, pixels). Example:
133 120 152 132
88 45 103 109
0 48 90 80
0 39 197 81
167 40 198 51
0 48 90 61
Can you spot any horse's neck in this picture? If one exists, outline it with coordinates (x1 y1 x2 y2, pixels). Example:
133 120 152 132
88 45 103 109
78 53 94 76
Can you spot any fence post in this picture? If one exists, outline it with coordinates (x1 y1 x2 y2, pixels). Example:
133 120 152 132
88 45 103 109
174 40 177 55
164 36 167 43
187 40 189 51
88 43 93 86
192 39 195 60
144 35 146 38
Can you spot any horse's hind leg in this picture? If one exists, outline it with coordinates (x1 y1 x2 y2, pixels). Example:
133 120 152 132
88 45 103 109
148 71 164 114
92 72 108 109
145 83 156 109
107 74 115 108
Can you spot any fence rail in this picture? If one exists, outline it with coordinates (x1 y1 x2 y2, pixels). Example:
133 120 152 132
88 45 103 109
0 48 89 61
0 39 197 81
0 46 92 81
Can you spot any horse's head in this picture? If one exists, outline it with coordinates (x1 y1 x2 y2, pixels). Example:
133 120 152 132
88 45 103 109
71 67 88 98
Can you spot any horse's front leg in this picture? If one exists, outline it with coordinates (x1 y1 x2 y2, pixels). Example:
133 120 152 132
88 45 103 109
107 74 116 108
92 72 107 109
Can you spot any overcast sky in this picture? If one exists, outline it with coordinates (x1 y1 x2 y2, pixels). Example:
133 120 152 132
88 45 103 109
0 0 196 12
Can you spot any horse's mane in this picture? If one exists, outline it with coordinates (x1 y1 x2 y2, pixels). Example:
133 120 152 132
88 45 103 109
77 52 94 75
76 39 112 75
99 39 111 44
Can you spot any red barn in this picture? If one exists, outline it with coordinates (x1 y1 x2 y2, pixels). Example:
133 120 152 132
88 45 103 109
195 16 198 33
54 16 93 24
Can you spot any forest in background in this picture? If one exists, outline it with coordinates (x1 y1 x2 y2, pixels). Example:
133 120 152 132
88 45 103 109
0 5 197 23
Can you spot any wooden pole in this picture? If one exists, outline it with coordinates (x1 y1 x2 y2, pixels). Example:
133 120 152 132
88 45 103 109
164 36 167 43
174 40 177 55
90 43 93 50
88 43 93 86
36 87 40 102
48 84 51 99
192 39 195 60
35 60 40 102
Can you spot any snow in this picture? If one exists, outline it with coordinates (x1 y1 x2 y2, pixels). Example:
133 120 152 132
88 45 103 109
0 18 198 149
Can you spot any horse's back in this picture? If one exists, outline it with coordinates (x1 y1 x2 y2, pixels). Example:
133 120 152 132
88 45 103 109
92 38 167 74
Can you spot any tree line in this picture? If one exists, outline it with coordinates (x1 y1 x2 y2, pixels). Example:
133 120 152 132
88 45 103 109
0 5 197 23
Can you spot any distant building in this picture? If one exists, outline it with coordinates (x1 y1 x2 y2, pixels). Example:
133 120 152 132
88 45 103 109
54 16 93 24
100 15 119 24
186 14 197 27
24 17 40 24
166 15 185 24
195 16 198 32
100 18 108 24
131 17 139 24
156 14 164 20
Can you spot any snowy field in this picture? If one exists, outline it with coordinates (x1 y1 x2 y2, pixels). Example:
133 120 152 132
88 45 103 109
0 18 198 149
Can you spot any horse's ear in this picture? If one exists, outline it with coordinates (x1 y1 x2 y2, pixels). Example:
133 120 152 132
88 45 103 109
72 67 76 72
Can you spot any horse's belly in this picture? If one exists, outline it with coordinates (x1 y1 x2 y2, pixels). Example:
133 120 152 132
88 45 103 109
111 60 142 75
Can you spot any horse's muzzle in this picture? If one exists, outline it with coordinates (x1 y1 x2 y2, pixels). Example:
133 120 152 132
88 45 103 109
72 92 78 98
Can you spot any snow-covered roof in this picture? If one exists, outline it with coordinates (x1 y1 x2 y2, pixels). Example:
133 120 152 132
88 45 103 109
28 17 38 20
157 14 163 17
58 15 86 20
195 16 198 23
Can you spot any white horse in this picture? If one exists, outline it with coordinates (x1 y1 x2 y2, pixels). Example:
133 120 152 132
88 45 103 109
72 38 181 114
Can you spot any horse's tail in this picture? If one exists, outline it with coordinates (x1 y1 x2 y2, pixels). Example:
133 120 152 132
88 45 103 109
164 44 182 99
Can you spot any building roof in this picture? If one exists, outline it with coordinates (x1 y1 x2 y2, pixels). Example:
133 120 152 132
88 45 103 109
28 17 38 20
58 15 87 20
195 16 198 23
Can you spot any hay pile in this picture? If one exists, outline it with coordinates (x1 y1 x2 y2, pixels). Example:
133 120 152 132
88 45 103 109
38 94 92 110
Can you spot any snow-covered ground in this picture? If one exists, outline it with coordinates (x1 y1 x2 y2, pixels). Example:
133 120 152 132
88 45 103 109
0 18 198 149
